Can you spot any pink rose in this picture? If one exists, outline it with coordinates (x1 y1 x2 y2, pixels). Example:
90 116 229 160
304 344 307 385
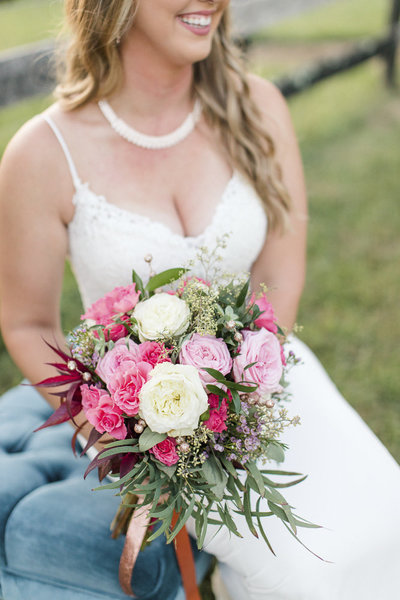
110 361 153 416
136 341 170 367
250 293 278 334
82 284 140 340
150 438 179 466
96 338 139 384
81 384 104 411
233 328 283 395
204 393 228 433
82 284 140 322
179 334 232 387
82 387 127 440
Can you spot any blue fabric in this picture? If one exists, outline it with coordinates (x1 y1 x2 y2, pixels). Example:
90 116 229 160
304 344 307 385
0 384 211 599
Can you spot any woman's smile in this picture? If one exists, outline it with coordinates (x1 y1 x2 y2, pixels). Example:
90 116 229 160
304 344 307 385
176 10 214 36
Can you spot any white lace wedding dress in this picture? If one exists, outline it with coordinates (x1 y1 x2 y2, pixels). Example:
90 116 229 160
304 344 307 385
44 115 400 600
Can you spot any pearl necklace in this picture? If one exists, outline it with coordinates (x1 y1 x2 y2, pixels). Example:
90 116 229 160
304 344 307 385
98 98 202 150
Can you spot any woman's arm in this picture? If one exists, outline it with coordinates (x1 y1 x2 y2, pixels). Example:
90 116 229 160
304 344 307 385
0 115 96 443
249 76 308 332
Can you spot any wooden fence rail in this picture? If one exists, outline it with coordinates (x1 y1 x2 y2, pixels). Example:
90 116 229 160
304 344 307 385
0 0 398 108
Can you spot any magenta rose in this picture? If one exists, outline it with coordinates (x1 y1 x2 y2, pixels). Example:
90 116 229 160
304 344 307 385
179 334 232 387
82 284 140 340
233 328 283 395
96 338 139 384
109 361 153 416
82 387 127 440
136 341 170 367
204 393 228 433
250 293 278 334
149 438 179 466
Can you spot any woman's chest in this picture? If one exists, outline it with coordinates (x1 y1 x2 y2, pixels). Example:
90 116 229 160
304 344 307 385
74 128 232 238
68 172 268 310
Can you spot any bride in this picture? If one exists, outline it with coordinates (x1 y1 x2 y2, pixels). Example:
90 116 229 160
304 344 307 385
1 0 400 598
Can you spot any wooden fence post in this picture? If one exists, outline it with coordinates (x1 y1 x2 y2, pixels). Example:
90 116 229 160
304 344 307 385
386 0 400 86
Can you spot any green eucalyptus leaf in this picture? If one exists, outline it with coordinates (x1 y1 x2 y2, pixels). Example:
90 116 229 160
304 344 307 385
266 442 286 463
145 268 189 292
255 497 276 555
156 462 177 478
246 461 265 497
236 279 250 307
231 389 241 413
243 488 259 538
168 495 196 543
132 269 145 295
139 428 167 452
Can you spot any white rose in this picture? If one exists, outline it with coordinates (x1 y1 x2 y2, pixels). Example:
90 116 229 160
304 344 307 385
139 362 208 437
133 293 190 341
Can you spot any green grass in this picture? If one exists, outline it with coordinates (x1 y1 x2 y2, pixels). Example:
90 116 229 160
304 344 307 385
0 0 62 52
259 0 388 43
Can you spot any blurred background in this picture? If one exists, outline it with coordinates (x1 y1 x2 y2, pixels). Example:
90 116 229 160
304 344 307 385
0 0 399 468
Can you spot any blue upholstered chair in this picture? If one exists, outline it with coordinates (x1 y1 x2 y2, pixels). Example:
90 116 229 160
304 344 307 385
0 384 211 600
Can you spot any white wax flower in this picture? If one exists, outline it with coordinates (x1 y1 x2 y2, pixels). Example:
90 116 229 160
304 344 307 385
139 362 208 437
133 293 190 341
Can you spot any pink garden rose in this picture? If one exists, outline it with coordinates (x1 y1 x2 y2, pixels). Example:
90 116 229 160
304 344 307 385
81 385 127 439
250 293 278 334
233 328 283 395
149 438 179 466
109 361 153 416
179 334 232 387
136 341 170 367
204 393 229 433
82 284 140 341
96 338 139 384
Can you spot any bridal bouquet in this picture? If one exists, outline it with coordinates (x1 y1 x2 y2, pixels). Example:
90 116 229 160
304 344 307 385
36 248 314 594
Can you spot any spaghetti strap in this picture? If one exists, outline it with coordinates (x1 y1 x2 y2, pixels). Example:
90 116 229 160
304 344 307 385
43 115 82 190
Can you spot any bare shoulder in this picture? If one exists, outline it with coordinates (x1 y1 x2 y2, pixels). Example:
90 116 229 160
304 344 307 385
247 74 296 145
0 105 76 223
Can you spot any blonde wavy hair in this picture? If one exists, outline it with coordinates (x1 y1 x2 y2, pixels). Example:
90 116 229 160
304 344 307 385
56 0 291 231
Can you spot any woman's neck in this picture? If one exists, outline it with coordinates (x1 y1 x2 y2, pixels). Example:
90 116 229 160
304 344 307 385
111 35 195 125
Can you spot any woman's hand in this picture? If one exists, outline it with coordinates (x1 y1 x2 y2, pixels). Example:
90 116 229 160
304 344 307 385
249 76 308 332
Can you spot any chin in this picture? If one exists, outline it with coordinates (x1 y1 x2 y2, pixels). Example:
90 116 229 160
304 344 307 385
171 37 214 67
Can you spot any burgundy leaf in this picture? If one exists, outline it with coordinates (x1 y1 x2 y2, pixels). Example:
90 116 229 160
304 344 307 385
80 427 104 457
98 460 113 482
83 452 112 479
120 453 139 479
71 420 87 457
34 400 82 432
66 382 82 425
43 339 87 372
35 374 81 387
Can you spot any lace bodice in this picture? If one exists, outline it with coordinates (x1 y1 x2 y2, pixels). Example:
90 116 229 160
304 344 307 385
44 116 268 310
